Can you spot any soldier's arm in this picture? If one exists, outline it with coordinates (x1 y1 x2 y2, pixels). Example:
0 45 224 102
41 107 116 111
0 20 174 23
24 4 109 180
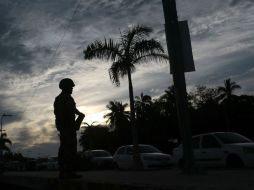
75 108 85 117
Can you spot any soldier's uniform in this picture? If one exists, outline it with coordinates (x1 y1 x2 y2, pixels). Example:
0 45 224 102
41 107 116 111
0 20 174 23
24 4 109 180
54 78 84 179
54 92 78 175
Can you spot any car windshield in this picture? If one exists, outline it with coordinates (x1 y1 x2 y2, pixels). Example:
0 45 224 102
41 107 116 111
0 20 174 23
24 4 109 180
139 145 161 153
215 133 252 144
92 151 111 157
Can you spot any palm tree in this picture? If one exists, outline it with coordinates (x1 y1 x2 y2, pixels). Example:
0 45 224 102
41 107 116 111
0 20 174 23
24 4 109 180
0 133 12 159
84 25 168 168
218 78 241 131
134 93 152 119
104 100 130 131
82 121 99 128
218 78 241 102
79 121 99 150
157 86 176 116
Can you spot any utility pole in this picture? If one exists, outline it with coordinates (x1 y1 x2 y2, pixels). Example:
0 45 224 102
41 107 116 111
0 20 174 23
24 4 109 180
1 113 12 137
162 0 195 174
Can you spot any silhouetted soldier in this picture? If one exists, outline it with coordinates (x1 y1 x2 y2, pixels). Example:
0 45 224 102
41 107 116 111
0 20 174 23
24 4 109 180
54 78 85 179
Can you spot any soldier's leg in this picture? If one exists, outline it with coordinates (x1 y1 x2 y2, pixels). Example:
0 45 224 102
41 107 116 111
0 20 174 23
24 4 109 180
67 132 77 172
59 131 81 178
59 131 71 176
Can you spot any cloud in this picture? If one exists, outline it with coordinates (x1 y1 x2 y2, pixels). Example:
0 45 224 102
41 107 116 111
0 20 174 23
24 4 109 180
229 0 254 7
0 0 253 157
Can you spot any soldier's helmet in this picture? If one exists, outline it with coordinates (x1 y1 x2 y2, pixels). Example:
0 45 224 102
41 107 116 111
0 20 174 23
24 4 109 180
59 78 75 90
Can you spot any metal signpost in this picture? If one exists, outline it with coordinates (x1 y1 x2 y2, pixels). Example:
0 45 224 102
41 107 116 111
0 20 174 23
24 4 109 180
162 0 195 174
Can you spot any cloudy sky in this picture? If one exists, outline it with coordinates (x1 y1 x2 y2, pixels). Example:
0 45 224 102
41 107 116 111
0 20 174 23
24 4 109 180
0 0 253 157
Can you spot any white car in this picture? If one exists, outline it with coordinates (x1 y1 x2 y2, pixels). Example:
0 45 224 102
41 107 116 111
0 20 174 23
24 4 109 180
36 158 58 171
113 144 172 170
83 150 114 169
172 132 254 168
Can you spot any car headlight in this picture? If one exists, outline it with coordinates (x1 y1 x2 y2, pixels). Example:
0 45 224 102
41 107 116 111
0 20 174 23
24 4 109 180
243 147 254 154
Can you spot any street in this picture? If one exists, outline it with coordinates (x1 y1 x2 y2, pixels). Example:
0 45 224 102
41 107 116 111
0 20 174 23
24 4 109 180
1 167 254 190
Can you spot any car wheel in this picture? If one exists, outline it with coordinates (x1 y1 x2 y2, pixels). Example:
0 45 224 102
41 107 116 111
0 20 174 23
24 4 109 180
226 155 244 168
91 163 99 170
113 162 120 170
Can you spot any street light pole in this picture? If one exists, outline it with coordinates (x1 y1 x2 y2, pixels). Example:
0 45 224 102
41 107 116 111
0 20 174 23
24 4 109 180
1 113 12 137
162 0 195 174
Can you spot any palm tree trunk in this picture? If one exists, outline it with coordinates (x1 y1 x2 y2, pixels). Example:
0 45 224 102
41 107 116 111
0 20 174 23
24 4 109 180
224 98 231 132
127 68 143 169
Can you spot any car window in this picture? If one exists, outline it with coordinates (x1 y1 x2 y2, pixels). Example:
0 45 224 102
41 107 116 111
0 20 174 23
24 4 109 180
192 136 200 149
126 147 133 154
84 151 91 157
92 151 111 157
215 133 252 144
202 135 221 148
139 145 160 153
117 147 125 155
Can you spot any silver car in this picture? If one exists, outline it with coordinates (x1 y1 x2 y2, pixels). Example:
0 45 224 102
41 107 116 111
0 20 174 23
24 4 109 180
113 144 172 170
172 132 254 168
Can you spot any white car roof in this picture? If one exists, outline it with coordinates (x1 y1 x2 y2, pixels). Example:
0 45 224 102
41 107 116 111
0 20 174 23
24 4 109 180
192 132 234 138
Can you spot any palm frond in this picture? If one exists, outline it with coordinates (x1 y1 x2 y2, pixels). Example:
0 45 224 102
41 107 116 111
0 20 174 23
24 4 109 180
0 136 12 145
108 61 136 86
104 100 130 130
4 138 12 145
1 133 7 138
231 83 241 91
122 25 153 53
123 25 152 42
108 63 121 86
217 86 226 93
82 121 98 128
132 39 165 57
84 39 122 61
0 145 10 152
133 53 169 64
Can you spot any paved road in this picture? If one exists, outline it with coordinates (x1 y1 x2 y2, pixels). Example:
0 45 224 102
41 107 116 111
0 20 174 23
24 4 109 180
1 168 254 190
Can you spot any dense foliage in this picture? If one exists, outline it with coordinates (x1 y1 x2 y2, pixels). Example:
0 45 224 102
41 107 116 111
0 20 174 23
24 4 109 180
79 79 254 154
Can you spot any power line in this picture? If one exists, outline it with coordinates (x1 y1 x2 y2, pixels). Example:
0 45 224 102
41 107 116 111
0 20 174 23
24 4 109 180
20 0 82 116
45 0 82 71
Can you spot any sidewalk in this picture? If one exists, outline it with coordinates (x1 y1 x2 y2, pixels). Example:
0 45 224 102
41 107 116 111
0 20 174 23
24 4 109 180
1 168 254 190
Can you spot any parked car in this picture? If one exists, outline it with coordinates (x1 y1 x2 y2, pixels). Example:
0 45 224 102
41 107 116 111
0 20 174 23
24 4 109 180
172 132 254 168
25 158 37 171
113 144 172 170
4 161 26 171
83 150 114 169
45 157 58 170
36 157 58 171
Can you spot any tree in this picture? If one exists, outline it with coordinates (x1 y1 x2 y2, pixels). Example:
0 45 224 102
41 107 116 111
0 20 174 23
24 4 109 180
104 100 130 131
217 78 241 131
79 121 99 151
157 86 176 117
189 86 219 109
218 78 241 102
0 133 12 161
84 25 168 169
134 93 152 119
79 122 110 151
82 121 99 129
